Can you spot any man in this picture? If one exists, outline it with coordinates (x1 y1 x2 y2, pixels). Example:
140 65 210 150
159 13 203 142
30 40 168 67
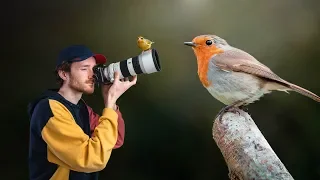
27 45 137 180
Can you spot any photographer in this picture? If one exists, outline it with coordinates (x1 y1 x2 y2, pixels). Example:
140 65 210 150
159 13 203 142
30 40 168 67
27 45 137 180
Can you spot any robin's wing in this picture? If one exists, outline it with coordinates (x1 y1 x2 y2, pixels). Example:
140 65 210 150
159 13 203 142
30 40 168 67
145 39 154 45
211 49 320 102
210 49 320 102
210 48 287 84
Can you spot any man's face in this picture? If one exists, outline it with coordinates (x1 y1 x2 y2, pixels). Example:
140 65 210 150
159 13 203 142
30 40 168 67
67 57 97 94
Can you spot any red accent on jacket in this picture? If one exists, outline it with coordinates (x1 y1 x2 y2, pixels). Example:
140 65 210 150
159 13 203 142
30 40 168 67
87 105 125 149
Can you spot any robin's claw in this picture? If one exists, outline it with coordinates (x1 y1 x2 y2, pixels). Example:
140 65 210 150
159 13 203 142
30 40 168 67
227 107 242 115
215 105 244 122
215 105 233 122
238 105 249 112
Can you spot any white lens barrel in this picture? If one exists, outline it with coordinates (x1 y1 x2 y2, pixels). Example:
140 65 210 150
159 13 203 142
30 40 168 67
103 65 112 82
126 58 137 76
139 49 160 74
112 62 124 79
102 49 161 82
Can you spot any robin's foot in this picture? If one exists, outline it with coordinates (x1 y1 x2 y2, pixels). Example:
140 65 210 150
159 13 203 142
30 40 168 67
215 105 240 122
227 106 242 115
238 105 249 112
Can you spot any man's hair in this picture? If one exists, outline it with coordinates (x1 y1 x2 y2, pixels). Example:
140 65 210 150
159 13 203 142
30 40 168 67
54 61 72 87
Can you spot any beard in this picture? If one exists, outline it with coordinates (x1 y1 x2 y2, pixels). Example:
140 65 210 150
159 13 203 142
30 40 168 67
69 75 95 94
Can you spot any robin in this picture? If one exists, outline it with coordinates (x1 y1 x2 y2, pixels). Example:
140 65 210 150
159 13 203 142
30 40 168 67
184 34 320 120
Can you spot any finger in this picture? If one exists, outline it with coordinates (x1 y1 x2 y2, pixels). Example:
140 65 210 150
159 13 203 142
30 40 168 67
130 75 137 85
124 77 129 82
114 71 120 82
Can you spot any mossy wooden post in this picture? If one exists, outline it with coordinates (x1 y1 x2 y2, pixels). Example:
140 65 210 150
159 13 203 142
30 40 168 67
212 109 294 180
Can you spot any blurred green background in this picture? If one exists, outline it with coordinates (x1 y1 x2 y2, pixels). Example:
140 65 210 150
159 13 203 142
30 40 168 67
4 0 320 179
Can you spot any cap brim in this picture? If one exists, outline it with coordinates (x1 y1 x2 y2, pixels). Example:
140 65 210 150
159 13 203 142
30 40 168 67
93 54 107 64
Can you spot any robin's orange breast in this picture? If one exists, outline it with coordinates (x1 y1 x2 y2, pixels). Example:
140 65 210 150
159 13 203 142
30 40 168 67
198 60 211 87
195 48 224 88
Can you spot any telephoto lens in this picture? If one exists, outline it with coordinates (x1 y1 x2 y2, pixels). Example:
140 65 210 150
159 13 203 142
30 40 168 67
93 48 161 84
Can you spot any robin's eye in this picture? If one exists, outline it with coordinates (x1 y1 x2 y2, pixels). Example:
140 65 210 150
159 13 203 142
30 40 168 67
206 40 212 46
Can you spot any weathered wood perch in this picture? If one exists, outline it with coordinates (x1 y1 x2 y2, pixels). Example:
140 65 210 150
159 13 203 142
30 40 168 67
212 109 294 180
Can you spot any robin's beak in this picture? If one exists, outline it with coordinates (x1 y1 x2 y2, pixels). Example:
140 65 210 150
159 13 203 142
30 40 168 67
184 42 196 47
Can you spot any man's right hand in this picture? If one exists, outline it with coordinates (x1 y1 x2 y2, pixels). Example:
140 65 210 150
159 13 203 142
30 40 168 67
102 71 137 109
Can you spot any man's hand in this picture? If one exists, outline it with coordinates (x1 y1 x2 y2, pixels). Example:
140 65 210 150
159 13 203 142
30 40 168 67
102 71 137 109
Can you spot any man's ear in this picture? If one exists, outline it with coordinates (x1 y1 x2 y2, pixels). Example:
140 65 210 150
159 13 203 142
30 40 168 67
58 70 68 81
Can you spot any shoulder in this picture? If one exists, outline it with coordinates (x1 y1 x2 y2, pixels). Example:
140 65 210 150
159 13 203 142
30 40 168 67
30 98 71 126
31 98 52 117
31 97 70 115
29 98 53 134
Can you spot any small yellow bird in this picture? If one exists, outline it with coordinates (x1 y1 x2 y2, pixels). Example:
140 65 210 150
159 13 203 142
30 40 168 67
137 36 154 51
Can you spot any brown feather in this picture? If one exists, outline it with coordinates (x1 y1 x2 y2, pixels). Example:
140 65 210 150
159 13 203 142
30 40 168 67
288 83 320 102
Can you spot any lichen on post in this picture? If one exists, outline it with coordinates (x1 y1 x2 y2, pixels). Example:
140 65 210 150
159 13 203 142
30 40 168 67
212 109 294 180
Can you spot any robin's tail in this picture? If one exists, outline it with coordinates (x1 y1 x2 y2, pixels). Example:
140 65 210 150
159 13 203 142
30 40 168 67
288 83 320 102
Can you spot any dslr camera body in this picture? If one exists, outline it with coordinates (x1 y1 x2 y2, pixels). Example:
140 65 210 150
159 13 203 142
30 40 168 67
93 48 161 84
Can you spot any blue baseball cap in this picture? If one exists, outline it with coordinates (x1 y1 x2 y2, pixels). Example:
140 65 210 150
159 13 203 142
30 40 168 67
56 45 107 68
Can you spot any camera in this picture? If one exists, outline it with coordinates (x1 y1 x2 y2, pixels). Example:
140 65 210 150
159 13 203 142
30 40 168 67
93 48 161 84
